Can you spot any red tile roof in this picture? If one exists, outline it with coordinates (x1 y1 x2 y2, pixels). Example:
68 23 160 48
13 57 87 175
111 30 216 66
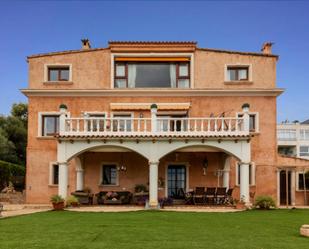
108 41 197 45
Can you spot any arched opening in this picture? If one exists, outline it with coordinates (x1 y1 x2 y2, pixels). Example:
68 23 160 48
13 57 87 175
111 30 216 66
157 145 240 204
66 144 149 205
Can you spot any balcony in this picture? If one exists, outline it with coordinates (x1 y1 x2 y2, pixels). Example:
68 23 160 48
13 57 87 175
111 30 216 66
59 115 250 138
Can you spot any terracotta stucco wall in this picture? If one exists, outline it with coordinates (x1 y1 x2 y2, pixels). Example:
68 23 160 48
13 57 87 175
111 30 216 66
26 95 277 203
28 49 276 90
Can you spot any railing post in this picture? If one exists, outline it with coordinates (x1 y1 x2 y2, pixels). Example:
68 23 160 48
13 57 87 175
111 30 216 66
59 104 68 135
151 104 158 133
242 103 250 132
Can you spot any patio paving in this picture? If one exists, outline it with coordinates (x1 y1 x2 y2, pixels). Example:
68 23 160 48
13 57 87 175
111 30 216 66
1 204 242 217
0 204 52 218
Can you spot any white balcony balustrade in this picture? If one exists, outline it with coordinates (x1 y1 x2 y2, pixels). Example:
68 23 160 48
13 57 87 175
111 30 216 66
59 116 249 137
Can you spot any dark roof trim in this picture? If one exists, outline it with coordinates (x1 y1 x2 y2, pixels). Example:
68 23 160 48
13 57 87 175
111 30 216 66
27 44 278 60
197 47 279 58
27 47 109 59
108 41 197 45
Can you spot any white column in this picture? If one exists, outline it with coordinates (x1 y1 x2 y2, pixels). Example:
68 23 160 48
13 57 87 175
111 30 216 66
76 168 84 191
59 104 68 135
149 161 159 207
242 103 250 132
291 170 296 207
150 104 158 133
222 156 230 189
239 162 250 204
223 170 230 189
58 162 69 198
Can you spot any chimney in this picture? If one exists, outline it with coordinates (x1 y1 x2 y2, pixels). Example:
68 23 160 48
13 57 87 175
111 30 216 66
81 39 91 50
261 42 274 54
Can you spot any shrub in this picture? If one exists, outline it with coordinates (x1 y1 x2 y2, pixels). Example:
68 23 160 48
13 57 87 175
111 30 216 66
0 160 25 190
66 195 79 206
50 195 65 204
134 184 148 193
254 195 276 210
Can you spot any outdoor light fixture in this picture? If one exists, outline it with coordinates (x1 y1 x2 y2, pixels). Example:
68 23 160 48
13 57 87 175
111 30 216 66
202 157 208 175
118 153 127 172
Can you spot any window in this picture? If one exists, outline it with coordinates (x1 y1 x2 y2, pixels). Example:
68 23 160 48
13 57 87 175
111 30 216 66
102 165 118 185
297 172 309 190
300 129 309 140
236 163 255 186
48 67 70 81
227 66 249 81
237 113 258 132
42 115 59 136
157 113 188 132
112 113 133 132
300 146 309 157
50 163 59 185
85 113 106 132
114 62 190 88
278 146 296 157
277 129 297 141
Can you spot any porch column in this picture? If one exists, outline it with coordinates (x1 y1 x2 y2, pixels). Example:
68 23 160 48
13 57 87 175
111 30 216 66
291 170 296 207
75 157 84 191
76 168 84 191
239 162 250 204
149 161 159 207
150 104 158 133
222 170 230 189
223 156 231 189
58 162 69 198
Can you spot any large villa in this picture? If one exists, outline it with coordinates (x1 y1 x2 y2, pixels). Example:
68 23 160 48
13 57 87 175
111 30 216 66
21 40 309 208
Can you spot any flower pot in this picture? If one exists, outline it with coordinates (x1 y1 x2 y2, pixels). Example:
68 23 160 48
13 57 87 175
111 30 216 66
52 202 65 211
71 202 79 207
236 202 246 210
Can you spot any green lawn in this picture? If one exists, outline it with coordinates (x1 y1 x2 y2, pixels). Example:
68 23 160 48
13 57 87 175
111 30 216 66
0 209 308 249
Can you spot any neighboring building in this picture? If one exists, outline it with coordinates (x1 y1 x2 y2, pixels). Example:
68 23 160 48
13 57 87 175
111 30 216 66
22 40 309 207
277 121 309 159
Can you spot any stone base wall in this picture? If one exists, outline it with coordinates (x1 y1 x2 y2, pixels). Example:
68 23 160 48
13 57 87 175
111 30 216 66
0 192 25 204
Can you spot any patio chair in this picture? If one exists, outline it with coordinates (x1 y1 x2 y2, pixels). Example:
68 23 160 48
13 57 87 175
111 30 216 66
205 187 216 205
215 187 227 205
193 187 205 205
224 188 234 205
179 188 194 205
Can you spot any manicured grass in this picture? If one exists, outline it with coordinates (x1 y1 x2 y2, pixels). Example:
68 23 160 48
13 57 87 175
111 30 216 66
0 209 308 249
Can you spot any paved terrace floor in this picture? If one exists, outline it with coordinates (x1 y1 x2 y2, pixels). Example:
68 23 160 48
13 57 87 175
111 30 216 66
1 204 241 218
2 204 309 218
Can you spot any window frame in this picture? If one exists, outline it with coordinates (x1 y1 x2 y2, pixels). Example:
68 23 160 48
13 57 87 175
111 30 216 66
100 163 119 186
236 112 259 133
225 64 252 82
44 64 72 82
111 112 134 132
49 162 59 186
299 146 309 157
296 171 309 191
111 53 194 89
114 61 190 88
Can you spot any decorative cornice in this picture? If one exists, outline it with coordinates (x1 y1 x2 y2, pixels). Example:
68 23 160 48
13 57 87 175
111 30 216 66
21 88 284 97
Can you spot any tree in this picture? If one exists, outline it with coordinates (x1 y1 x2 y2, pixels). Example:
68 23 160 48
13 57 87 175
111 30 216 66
0 103 28 166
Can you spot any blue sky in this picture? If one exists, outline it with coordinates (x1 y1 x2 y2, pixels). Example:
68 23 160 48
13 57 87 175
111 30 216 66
0 1 308 122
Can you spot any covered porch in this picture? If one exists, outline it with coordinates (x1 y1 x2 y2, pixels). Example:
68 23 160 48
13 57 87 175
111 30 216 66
55 103 252 207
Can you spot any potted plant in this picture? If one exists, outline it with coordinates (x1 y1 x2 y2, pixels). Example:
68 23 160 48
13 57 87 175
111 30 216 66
50 195 65 211
66 195 79 207
254 195 276 210
235 195 246 209
134 184 148 193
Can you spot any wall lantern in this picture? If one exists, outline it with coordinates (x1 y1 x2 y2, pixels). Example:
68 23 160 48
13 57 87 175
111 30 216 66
117 153 127 172
202 157 208 175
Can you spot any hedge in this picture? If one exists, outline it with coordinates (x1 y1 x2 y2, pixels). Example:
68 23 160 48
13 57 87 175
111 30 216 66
0 160 25 189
